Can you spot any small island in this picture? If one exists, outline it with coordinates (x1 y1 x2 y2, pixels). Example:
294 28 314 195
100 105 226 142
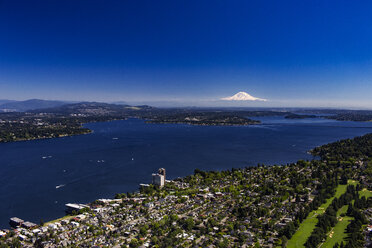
0 117 91 143
146 114 260 126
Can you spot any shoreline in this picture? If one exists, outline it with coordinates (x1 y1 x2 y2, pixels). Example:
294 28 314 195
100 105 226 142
3 115 372 144
1 122 371 229
1 132 371 247
0 129 92 144
0 148 327 229
0 118 260 144
145 120 261 126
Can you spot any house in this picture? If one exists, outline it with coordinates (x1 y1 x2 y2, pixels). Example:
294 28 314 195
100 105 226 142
9 217 24 228
22 221 37 229
144 202 154 208
18 234 27 241
48 224 58 230
61 219 69 225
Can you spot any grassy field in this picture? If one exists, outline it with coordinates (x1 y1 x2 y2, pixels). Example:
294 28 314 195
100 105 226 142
287 180 369 248
348 179 358 187
320 185 371 247
359 187 372 198
320 205 353 248
287 182 351 248
44 215 76 225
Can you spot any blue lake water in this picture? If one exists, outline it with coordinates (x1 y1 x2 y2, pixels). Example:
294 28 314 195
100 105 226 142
1 117 372 228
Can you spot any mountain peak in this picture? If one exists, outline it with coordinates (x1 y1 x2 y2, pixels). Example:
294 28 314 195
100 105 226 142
221 92 267 101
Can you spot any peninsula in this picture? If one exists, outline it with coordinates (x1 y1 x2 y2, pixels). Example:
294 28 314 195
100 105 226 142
2 102 372 144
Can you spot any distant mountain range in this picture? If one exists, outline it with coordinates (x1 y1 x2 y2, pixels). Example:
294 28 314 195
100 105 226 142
0 100 16 105
0 99 69 112
2 99 371 115
32 102 141 114
0 99 156 113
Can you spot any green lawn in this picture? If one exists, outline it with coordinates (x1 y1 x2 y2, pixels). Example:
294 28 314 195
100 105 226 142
287 182 351 248
320 205 353 248
321 185 372 247
287 180 369 248
359 188 372 198
337 205 348 216
286 211 318 248
44 215 76 225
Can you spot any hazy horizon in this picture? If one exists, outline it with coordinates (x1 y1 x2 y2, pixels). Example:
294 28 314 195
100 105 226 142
2 97 372 110
1 1 372 108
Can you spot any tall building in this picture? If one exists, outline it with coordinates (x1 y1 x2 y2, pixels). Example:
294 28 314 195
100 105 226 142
158 168 166 179
152 173 165 187
152 168 166 187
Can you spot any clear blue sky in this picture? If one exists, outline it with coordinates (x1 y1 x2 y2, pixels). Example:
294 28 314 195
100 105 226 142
1 0 372 107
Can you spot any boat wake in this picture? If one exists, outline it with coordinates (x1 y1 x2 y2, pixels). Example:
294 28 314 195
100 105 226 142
56 184 65 189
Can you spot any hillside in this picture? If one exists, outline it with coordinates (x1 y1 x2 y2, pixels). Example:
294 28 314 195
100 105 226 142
0 99 68 112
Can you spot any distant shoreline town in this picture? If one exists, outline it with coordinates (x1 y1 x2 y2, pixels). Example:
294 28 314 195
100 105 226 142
2 100 372 144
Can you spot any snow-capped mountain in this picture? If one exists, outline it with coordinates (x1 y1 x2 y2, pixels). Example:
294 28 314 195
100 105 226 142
221 92 267 101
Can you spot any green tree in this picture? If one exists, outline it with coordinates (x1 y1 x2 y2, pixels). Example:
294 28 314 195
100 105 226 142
281 236 288 248
184 218 195 231
129 238 139 248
